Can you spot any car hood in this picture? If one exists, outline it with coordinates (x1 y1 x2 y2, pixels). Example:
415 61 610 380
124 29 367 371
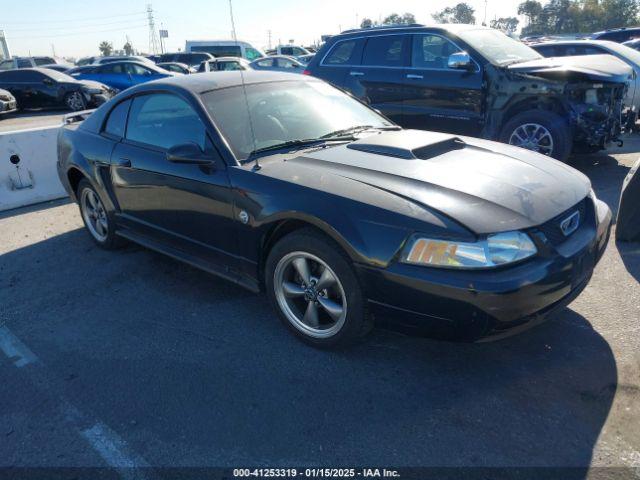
263 130 591 234
77 79 112 91
507 54 632 83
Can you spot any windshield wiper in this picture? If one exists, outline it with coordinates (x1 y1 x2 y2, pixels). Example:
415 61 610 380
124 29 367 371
320 124 401 139
248 136 354 157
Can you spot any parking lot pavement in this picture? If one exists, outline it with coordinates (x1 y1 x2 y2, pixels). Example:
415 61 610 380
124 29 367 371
0 110 66 133
0 140 639 474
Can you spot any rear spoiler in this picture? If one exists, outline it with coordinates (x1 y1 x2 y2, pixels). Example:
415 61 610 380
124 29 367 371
63 109 96 125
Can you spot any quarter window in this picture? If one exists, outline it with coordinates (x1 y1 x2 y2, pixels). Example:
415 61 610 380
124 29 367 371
103 99 131 138
362 36 405 67
411 34 459 69
324 40 356 65
126 94 207 151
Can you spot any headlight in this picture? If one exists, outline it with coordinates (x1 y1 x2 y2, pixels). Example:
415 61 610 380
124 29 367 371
83 87 102 94
0 95 10 101
402 231 537 269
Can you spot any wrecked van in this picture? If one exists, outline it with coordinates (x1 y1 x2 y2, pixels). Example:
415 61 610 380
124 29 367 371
306 24 630 160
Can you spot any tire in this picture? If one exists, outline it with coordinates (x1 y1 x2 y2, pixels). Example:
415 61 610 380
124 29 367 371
64 91 86 112
265 228 372 348
77 179 123 249
499 110 572 162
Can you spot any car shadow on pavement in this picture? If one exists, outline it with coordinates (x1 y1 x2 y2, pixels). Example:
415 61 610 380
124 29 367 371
618 240 640 284
0 198 71 221
0 228 618 471
570 153 629 217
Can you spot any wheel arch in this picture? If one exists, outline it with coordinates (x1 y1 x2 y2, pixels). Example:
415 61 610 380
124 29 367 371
66 166 88 200
257 216 360 291
500 95 568 130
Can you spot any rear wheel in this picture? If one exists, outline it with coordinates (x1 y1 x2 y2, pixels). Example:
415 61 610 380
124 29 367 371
65 91 86 111
499 110 572 161
265 229 371 347
77 179 122 249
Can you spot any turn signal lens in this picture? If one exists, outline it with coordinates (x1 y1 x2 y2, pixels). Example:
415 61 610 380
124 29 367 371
402 231 537 269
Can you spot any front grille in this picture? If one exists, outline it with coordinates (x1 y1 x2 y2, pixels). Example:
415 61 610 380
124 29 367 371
536 199 589 246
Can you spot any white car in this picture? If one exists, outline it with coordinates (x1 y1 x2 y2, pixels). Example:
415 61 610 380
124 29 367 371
532 40 640 125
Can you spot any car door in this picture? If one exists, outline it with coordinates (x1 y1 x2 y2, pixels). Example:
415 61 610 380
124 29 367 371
127 63 162 85
110 92 237 267
10 70 43 108
341 34 409 124
402 33 483 135
312 38 364 94
86 63 130 91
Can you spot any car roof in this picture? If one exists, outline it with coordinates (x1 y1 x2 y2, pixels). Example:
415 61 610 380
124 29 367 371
133 70 315 94
338 23 488 37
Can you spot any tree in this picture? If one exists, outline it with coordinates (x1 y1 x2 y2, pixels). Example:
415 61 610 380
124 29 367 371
432 3 476 24
123 42 134 56
382 12 417 25
490 17 520 33
98 41 113 57
360 17 374 28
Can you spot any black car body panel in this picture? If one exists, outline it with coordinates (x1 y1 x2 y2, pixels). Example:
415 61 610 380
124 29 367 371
306 25 629 153
56 72 612 341
0 68 114 110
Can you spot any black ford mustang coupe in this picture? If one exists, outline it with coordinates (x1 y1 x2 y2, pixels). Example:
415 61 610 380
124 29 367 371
57 71 612 347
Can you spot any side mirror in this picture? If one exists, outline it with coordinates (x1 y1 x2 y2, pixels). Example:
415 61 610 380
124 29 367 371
167 143 215 166
448 51 474 70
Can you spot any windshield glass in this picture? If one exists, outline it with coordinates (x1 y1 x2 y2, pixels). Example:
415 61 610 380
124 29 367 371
458 29 542 65
43 69 76 82
201 80 393 160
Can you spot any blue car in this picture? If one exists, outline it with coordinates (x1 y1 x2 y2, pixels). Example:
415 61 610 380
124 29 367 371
69 61 177 92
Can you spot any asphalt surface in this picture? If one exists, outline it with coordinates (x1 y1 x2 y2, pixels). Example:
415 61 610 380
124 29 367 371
0 127 639 477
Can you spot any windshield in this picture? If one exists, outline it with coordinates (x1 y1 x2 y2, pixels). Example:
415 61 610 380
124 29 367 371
44 69 76 82
457 29 542 65
201 80 393 161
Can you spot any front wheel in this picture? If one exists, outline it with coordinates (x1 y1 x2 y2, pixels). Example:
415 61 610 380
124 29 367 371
265 229 371 348
65 91 86 111
499 110 572 161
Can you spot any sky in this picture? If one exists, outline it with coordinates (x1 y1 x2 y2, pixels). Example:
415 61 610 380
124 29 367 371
1 0 526 59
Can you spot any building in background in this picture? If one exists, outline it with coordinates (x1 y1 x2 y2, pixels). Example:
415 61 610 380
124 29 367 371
0 31 11 60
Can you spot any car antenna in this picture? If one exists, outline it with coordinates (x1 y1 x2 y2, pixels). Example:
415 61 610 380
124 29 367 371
229 0 260 171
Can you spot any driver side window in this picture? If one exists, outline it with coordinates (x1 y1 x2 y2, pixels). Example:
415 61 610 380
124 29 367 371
412 34 459 69
126 94 207 151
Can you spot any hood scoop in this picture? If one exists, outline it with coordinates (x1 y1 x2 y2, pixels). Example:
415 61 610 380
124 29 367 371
347 130 465 160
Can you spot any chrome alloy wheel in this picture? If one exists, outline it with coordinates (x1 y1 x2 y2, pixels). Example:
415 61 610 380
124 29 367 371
273 252 347 339
81 188 108 242
508 123 554 156
66 91 85 111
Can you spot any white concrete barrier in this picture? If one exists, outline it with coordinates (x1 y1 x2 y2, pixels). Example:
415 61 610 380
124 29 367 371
0 125 67 212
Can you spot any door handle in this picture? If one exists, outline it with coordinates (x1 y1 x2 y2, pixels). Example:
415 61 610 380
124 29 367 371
116 158 131 168
349 71 364 76
406 74 424 79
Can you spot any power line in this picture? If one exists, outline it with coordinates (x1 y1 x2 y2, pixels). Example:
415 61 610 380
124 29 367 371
0 11 147 25
10 24 148 40
5 18 152 33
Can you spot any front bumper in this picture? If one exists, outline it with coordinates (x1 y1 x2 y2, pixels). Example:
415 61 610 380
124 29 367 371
0 98 17 114
357 198 612 342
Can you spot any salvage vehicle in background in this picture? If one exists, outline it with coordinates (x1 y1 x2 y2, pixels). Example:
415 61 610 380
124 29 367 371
306 24 630 161
250 55 306 72
157 62 192 74
0 68 113 111
197 57 250 72
70 61 176 91
590 27 640 43
0 56 59 70
0 88 17 116
57 72 611 347
531 40 640 128
266 45 313 58
156 52 214 69
185 39 265 61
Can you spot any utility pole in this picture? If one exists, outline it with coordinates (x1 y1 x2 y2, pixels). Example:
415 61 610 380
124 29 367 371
267 30 272 49
51 43 56 57
483 0 488 26
147 4 160 54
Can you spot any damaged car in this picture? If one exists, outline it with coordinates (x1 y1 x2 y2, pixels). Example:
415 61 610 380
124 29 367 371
305 24 631 161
